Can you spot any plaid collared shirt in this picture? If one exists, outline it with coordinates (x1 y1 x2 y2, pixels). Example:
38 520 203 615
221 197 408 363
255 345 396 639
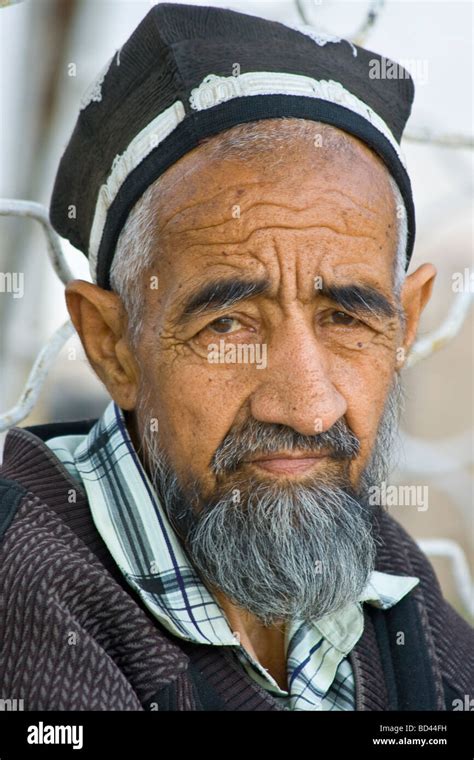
45 400 419 711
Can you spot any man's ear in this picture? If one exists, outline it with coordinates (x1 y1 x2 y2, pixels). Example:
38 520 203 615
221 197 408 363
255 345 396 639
398 263 437 364
65 279 140 410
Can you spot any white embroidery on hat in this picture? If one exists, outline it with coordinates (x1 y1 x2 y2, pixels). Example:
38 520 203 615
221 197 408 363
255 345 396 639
286 23 358 58
80 54 115 111
188 71 405 168
189 74 241 110
88 100 186 280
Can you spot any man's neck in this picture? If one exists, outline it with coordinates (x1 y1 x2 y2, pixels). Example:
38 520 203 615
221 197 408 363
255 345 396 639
213 588 288 691
123 409 145 461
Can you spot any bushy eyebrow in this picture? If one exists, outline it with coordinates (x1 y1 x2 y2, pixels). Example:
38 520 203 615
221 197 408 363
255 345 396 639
175 276 396 324
319 284 396 319
177 277 272 322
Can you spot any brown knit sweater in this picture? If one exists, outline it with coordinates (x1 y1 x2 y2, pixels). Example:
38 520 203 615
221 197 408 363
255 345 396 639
0 422 473 711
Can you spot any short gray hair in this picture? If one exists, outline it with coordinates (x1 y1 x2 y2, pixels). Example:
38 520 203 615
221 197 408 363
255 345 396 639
110 119 408 344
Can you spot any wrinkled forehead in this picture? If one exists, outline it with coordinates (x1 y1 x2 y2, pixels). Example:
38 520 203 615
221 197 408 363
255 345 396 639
156 126 396 240
145 130 399 294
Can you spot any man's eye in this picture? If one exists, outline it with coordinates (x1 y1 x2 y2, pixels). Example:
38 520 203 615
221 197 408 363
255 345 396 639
328 311 360 327
207 316 242 334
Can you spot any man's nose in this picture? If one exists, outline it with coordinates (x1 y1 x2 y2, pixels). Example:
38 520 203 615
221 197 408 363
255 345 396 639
249 318 347 437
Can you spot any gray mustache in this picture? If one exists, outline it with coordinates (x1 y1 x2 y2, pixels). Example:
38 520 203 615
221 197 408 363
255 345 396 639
211 417 360 475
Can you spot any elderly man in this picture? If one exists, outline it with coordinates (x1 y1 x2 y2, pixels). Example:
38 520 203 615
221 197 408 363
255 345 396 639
0 3 472 712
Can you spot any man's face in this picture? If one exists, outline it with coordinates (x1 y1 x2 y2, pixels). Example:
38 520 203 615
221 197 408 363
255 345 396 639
66 125 435 625
133 131 401 499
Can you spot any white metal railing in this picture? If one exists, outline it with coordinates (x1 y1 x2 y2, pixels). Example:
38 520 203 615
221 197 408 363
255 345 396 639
0 320 75 430
417 539 474 617
0 199 74 284
0 200 76 432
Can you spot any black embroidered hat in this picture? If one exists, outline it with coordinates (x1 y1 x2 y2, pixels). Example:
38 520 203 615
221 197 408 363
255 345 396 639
49 2 416 289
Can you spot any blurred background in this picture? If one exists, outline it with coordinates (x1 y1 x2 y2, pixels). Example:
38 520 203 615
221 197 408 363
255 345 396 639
0 0 472 620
